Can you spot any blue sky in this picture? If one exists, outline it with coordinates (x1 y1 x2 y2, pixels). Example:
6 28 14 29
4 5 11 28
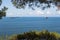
0 0 60 17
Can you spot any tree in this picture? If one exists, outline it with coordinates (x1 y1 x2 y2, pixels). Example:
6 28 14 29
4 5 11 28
0 0 8 19
0 0 2 5
11 0 60 10
0 7 8 19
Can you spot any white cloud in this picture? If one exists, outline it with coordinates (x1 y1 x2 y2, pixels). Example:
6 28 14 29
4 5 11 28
46 11 50 14
6 3 60 17
36 10 44 15
57 10 60 14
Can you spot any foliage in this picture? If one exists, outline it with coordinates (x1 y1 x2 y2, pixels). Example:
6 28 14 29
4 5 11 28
0 0 2 5
0 7 8 19
11 0 60 10
8 30 60 40
0 0 8 19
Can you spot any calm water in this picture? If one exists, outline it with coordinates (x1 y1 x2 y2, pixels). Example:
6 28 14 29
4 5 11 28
0 17 60 36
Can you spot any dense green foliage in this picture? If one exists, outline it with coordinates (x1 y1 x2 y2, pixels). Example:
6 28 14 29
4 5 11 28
11 0 60 10
0 7 8 19
8 30 60 40
0 0 8 19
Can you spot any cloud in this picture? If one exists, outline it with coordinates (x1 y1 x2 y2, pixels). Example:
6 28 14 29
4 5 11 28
36 10 44 15
57 10 60 14
6 4 60 17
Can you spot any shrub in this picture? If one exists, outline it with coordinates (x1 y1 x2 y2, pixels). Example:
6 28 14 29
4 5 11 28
9 30 60 40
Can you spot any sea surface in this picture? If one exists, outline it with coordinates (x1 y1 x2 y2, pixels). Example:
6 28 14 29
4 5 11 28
0 17 60 36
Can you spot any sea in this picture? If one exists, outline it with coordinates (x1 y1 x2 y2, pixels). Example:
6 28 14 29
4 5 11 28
0 17 60 36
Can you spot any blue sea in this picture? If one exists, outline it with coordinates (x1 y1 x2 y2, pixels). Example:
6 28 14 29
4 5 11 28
0 17 60 36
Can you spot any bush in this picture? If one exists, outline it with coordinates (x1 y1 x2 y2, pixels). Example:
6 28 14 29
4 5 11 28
9 30 60 40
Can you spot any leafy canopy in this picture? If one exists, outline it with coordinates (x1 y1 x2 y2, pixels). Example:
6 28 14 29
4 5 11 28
0 0 8 19
11 0 60 10
0 0 2 5
0 7 8 19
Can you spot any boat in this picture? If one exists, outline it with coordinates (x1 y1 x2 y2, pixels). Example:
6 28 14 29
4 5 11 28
46 17 48 19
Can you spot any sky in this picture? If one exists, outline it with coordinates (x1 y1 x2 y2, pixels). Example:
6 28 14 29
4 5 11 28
0 0 60 17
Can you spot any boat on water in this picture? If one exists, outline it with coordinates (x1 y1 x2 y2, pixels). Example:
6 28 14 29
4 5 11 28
46 17 48 19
